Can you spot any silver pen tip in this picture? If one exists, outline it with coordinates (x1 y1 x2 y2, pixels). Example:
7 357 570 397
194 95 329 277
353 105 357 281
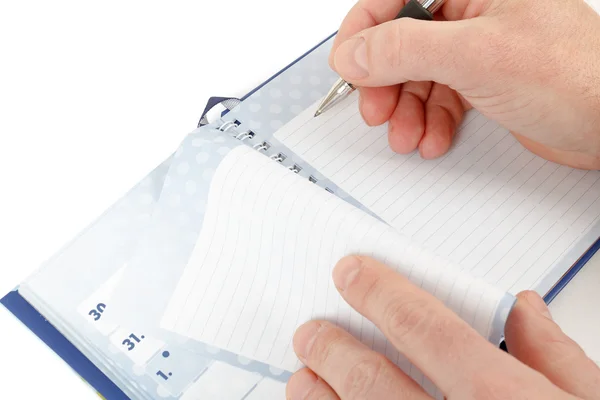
313 78 355 118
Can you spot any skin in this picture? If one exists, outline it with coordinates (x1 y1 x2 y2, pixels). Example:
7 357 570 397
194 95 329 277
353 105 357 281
329 0 600 169
286 0 600 398
286 257 600 399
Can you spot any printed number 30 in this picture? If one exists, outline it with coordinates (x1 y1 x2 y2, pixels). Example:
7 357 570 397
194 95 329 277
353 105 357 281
88 303 106 321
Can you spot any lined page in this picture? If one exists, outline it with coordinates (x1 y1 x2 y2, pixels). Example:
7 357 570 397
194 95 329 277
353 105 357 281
274 92 600 294
160 146 510 397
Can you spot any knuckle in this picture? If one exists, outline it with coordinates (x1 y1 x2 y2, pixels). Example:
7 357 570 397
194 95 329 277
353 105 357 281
383 297 432 345
426 313 462 347
376 21 406 73
342 356 384 399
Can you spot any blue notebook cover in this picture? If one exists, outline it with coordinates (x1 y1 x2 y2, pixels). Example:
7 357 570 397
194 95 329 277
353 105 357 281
2 29 599 399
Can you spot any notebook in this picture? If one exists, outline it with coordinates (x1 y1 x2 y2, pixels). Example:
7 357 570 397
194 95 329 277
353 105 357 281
3 27 600 400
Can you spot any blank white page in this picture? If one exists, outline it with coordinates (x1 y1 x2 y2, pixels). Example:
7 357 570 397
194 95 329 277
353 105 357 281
160 145 510 398
274 92 600 294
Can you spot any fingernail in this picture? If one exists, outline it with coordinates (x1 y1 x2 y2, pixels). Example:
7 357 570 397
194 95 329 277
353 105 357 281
334 36 368 80
525 291 553 320
287 371 318 400
294 322 324 361
419 136 438 160
333 256 362 292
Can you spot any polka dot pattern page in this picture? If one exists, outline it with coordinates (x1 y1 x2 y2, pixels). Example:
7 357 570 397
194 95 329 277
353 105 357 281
16 132 292 399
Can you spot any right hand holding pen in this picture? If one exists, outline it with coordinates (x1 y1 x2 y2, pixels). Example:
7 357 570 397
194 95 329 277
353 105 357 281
329 0 600 169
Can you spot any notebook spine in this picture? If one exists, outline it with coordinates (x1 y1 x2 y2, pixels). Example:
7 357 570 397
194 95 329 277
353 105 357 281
216 119 334 193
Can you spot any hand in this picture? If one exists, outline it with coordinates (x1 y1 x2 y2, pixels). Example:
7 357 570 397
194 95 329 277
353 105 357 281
328 0 600 169
285 256 600 399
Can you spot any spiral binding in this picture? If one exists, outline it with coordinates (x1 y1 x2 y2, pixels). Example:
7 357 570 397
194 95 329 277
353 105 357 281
217 118 333 192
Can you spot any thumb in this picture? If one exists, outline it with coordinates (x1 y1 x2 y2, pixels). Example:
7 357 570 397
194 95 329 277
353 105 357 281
505 290 600 399
331 17 489 89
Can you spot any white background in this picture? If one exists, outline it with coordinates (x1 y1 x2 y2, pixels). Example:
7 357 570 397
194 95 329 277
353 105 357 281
1 0 599 398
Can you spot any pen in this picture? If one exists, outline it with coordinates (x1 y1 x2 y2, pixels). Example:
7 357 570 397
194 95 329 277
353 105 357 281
314 0 446 117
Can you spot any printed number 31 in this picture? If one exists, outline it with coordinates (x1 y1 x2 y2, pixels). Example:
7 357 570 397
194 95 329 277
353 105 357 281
88 303 106 321
122 334 143 351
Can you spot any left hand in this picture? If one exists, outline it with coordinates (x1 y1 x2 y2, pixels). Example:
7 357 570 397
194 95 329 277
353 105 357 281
285 255 600 399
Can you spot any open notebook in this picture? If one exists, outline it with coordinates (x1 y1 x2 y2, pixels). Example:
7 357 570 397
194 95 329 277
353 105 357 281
3 27 600 400
273 91 600 296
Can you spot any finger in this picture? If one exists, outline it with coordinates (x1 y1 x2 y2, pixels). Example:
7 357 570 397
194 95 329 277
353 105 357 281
505 290 600 399
286 368 340 400
358 85 400 126
328 0 407 69
329 0 489 68
388 81 432 154
419 83 465 159
332 17 490 89
331 255 564 398
293 320 432 400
